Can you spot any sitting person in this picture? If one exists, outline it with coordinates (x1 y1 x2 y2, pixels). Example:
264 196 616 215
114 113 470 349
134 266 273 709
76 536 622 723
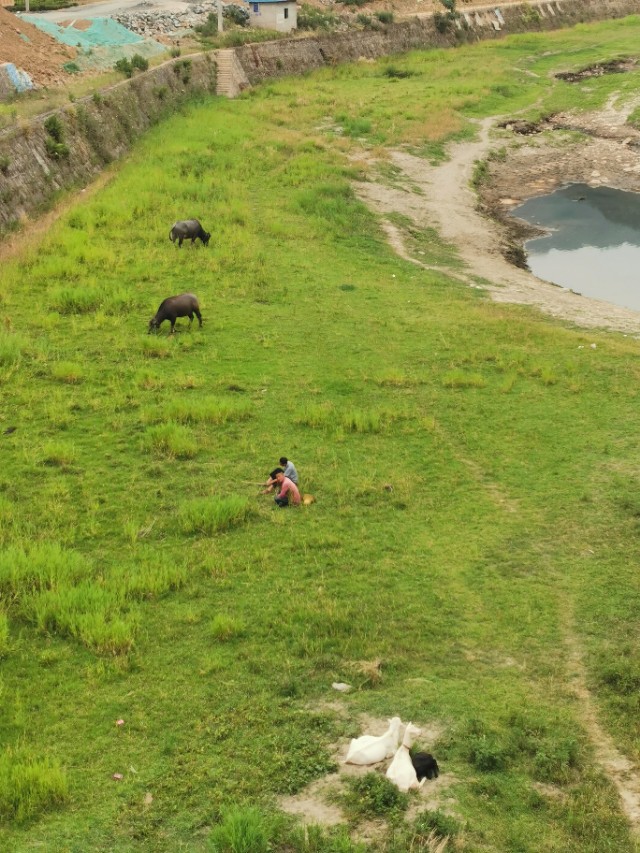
263 467 284 494
274 471 301 507
280 456 298 485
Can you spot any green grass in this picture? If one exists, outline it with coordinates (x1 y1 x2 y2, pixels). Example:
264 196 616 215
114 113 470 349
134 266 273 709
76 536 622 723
1 15 640 853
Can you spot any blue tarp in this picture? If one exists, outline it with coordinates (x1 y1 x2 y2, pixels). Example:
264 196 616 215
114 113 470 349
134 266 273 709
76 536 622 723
0 63 35 93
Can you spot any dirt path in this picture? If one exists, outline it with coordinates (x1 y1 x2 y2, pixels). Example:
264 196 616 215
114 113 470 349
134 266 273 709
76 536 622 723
563 615 640 835
356 117 640 336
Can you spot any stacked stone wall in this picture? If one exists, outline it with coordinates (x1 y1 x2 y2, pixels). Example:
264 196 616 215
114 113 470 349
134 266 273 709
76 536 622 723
1 0 639 233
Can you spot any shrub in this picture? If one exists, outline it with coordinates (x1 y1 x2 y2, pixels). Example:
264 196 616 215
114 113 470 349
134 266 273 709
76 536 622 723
0 156 9 174
0 748 68 823
63 61 80 74
114 58 134 78
196 12 218 36
178 496 250 535
224 3 249 25
170 46 181 58
131 53 149 71
376 10 393 23
413 808 461 839
342 772 408 820
43 114 70 160
209 806 272 853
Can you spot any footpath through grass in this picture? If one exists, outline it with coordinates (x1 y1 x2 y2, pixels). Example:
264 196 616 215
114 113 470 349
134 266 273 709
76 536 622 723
1 16 640 852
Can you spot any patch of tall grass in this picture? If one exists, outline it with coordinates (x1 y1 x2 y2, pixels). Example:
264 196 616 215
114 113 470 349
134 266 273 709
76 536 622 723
209 806 272 853
29 583 138 654
50 361 85 383
164 396 253 425
143 422 198 458
178 496 251 535
0 749 68 823
0 543 86 602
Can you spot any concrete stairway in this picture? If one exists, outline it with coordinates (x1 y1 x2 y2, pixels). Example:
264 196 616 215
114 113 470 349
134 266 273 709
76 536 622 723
215 49 250 98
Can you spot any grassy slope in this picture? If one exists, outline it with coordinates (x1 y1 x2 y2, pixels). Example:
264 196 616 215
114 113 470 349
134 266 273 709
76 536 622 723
1 16 640 852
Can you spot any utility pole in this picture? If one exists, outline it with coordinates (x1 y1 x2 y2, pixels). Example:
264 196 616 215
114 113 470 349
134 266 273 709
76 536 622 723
217 0 223 32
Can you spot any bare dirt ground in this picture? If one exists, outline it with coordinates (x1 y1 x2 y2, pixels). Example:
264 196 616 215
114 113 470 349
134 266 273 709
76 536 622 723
280 713 457 843
0 6 76 86
356 97 640 336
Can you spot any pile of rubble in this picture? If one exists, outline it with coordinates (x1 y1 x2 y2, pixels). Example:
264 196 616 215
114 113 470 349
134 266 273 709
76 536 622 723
112 1 248 38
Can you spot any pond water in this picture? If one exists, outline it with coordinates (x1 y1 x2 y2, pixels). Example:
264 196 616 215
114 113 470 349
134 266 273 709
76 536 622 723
513 183 640 312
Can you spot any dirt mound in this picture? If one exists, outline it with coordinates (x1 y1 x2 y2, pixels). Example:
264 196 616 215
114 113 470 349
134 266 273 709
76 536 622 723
0 8 76 88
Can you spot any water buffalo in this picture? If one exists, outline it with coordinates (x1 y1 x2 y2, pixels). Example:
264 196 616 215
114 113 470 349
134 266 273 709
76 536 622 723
169 219 210 247
149 293 202 334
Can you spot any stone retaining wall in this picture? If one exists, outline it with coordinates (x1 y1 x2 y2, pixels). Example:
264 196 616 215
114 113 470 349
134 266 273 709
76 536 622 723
0 53 216 233
1 0 639 234
233 0 640 83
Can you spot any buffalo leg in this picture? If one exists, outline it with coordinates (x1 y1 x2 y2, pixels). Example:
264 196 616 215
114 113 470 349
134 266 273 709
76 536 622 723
194 308 202 327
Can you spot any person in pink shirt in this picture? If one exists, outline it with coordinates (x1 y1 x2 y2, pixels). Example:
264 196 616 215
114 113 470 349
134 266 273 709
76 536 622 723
274 471 301 507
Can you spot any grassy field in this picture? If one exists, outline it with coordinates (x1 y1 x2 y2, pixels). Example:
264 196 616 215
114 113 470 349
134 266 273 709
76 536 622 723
1 15 640 852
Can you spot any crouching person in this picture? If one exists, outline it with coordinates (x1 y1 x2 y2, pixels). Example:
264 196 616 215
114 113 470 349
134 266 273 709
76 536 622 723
274 471 301 508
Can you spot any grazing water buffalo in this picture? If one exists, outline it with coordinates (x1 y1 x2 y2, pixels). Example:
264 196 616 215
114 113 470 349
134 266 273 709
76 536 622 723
169 219 211 247
149 293 202 334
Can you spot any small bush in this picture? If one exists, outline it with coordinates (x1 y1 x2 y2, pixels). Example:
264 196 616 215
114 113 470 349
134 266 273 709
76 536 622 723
143 423 198 459
170 46 181 58
0 748 68 823
131 53 149 71
63 61 80 74
114 58 134 78
376 10 393 23
0 156 9 174
196 12 218 36
210 806 272 853
224 3 249 25
342 773 408 820
178 496 250 535
413 808 461 840
44 137 70 160
44 115 64 143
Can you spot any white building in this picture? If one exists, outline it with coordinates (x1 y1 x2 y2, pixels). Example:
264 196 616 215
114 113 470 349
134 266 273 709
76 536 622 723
247 0 297 33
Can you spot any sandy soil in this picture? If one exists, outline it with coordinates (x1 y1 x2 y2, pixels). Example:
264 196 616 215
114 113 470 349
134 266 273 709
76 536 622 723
0 7 76 86
279 713 456 841
355 100 640 336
